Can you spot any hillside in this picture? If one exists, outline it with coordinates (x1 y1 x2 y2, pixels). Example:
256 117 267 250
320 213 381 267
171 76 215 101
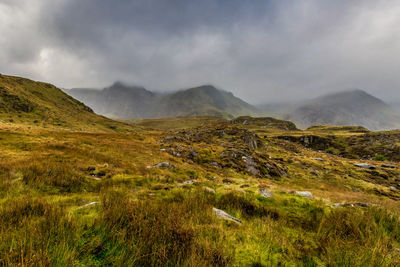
2 75 400 266
286 89 400 130
65 84 258 119
2 112 400 265
0 74 129 131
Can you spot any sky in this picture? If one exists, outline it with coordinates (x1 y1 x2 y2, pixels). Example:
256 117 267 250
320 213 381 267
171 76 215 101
1 0 400 104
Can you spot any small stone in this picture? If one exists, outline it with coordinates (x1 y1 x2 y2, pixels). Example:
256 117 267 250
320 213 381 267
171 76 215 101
354 163 376 169
259 188 273 198
182 180 194 185
210 161 221 168
390 186 397 192
212 207 242 225
313 158 325 161
203 186 216 194
295 191 313 199
154 162 175 168
79 202 99 209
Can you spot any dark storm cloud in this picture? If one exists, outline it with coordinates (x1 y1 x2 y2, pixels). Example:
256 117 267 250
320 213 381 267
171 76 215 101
1 0 400 103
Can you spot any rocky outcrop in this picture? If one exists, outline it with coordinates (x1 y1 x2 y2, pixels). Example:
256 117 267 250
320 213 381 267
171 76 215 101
231 116 298 131
160 125 288 178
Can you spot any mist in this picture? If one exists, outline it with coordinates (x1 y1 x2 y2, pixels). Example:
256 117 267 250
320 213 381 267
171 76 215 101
1 0 400 104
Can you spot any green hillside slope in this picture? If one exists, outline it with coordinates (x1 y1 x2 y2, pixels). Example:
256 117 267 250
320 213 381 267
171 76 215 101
0 74 128 131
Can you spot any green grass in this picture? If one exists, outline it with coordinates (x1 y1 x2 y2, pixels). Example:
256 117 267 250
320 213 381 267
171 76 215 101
1 77 400 265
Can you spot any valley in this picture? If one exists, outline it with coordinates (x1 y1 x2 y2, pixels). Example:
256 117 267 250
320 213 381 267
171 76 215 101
1 75 400 265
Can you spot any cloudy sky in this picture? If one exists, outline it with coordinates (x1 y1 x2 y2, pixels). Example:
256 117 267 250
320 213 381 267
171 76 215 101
1 0 400 104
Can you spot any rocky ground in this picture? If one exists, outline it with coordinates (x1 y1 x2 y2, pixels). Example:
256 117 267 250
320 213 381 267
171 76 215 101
1 116 400 266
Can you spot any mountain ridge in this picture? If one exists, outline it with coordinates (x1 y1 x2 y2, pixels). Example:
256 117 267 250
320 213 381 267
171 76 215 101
286 89 400 130
65 83 258 119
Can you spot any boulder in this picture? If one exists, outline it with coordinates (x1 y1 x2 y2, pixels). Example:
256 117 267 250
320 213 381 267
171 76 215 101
212 207 242 225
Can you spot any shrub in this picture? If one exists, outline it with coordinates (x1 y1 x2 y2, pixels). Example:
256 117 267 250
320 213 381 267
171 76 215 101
326 147 339 155
374 154 387 161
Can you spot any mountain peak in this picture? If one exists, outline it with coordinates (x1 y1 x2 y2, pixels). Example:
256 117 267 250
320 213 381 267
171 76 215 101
287 89 398 130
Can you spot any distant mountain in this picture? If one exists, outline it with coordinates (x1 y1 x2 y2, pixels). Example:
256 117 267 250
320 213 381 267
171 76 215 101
65 84 258 119
286 89 400 130
0 74 126 130
66 82 155 118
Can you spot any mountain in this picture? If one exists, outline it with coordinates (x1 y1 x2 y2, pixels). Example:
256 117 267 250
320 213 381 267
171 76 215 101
65 84 258 119
0 74 126 130
286 89 400 130
66 82 155 118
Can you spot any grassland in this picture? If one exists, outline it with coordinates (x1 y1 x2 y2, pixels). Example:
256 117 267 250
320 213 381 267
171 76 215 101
1 75 400 266
1 114 400 266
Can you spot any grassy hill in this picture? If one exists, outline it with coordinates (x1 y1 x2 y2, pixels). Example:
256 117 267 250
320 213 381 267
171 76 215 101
1 75 400 266
65 84 258 119
0 74 131 131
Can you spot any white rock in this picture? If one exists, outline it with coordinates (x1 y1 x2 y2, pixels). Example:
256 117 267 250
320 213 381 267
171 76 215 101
212 207 242 225
79 202 99 209
354 163 376 169
295 191 313 199
259 188 273 198
203 186 216 194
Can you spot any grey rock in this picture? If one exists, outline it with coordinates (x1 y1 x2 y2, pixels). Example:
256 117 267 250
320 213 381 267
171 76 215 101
295 191 313 199
243 156 261 176
354 163 376 169
333 202 370 208
259 188 273 198
313 157 325 161
210 161 221 168
154 162 175 168
212 207 242 225
390 186 397 192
